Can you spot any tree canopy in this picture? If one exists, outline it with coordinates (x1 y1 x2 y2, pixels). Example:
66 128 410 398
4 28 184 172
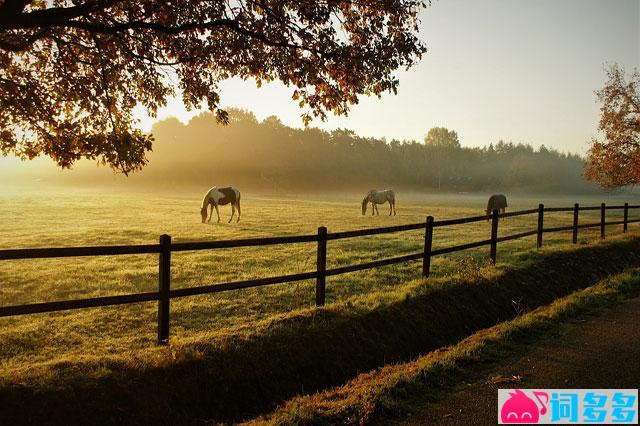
41 109 596 194
0 0 428 174
585 64 640 188
423 126 460 148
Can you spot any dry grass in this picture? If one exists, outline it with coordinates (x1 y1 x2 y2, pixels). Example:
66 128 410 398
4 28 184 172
247 266 640 426
0 188 636 383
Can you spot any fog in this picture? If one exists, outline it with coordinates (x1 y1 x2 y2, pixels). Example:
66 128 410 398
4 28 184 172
0 109 627 196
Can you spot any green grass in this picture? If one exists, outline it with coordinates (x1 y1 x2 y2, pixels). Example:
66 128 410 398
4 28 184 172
0 189 636 378
249 266 640 426
0 184 638 424
0 229 637 425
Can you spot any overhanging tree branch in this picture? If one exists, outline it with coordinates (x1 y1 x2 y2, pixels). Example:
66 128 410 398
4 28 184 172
0 0 428 173
0 0 125 30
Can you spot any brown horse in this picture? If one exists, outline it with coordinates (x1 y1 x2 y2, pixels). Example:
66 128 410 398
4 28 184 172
486 194 507 219
200 186 241 223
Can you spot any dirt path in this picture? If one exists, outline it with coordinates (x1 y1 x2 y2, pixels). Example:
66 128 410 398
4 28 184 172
393 298 640 426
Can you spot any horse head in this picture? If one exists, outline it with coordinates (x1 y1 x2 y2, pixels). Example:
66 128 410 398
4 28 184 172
362 196 369 215
200 205 208 223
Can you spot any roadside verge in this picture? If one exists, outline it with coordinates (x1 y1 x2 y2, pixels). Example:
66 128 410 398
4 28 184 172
248 267 640 425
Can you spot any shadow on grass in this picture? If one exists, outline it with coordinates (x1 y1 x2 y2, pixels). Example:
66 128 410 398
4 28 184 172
2 237 640 425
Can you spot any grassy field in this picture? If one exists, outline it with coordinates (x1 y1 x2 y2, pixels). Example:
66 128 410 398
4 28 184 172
0 187 637 380
249 266 640 425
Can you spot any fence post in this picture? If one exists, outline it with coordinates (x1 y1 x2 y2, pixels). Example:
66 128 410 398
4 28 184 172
158 234 171 345
572 203 579 244
536 204 544 249
600 203 606 239
316 226 327 307
489 209 499 265
624 202 629 233
423 216 434 277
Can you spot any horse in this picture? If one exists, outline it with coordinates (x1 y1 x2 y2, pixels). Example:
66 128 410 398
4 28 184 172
200 186 241 223
486 194 507 220
362 189 396 216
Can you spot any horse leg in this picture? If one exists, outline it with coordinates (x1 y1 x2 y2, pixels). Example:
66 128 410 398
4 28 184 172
375 203 379 216
389 201 392 216
371 202 375 216
229 204 235 223
236 201 241 222
215 204 221 223
393 202 396 216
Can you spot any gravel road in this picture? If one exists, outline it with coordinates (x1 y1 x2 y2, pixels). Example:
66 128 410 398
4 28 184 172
395 298 640 426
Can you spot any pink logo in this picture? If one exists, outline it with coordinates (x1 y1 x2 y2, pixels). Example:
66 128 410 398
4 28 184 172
500 389 549 423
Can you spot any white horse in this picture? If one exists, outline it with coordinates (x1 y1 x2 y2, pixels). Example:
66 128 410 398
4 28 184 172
362 189 396 216
200 186 241 223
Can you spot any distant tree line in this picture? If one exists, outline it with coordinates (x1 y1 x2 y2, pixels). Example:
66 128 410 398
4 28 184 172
137 109 600 194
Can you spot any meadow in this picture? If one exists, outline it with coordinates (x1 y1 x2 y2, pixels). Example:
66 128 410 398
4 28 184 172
0 186 636 381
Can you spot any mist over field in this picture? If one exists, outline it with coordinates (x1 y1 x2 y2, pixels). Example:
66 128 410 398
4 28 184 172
1 108 624 196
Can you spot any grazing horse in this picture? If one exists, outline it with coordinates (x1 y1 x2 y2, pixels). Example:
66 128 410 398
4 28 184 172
200 186 241 223
486 194 507 219
362 189 396 216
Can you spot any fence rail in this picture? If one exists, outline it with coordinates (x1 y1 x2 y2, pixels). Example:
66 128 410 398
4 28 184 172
1 202 638 344
0 244 160 260
171 234 319 251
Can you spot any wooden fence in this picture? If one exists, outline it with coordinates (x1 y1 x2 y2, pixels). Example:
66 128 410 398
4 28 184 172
0 202 638 344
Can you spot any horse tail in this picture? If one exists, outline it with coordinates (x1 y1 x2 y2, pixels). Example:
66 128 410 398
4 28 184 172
235 189 241 220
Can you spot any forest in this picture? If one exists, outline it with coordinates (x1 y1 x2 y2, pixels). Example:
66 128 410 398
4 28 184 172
12 108 605 194
130 109 599 194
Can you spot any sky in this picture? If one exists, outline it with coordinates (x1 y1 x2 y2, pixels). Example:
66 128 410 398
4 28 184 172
131 0 639 155
1 0 639 175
